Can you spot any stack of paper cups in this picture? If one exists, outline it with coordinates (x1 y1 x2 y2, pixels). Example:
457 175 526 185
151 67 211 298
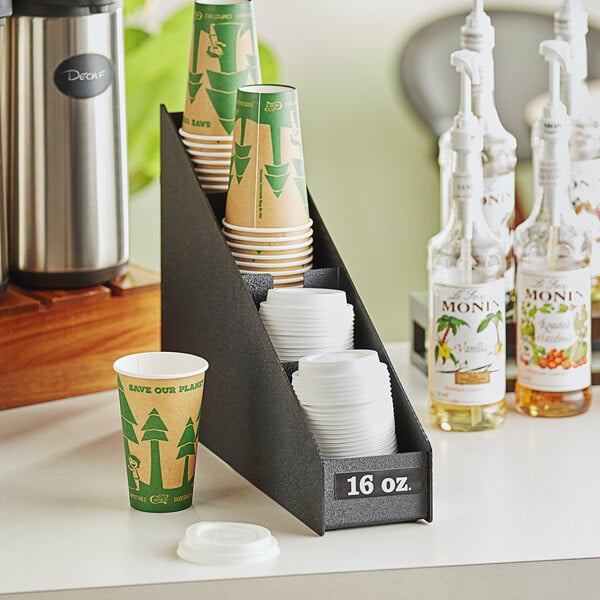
223 219 313 287
180 0 261 194
224 84 311 286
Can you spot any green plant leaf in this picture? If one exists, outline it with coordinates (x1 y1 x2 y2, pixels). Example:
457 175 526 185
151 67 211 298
437 315 449 331
258 40 280 83
124 0 145 18
477 313 494 333
124 27 150 54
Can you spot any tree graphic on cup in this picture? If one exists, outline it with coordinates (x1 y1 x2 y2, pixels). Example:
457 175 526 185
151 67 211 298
141 408 168 490
176 418 197 487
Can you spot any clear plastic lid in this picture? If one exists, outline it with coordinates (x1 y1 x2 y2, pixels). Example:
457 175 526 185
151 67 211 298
177 522 280 565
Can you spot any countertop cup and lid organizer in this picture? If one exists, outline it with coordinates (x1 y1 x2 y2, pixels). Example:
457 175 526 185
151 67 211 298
161 107 432 534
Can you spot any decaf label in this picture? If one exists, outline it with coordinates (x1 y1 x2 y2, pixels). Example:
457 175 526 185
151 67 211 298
516 269 591 392
431 280 506 406
53 54 114 99
570 158 600 277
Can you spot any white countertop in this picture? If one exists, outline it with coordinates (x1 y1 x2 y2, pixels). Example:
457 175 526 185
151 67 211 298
2 342 600 599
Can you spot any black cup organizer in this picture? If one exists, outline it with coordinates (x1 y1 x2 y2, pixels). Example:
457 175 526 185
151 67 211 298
160 107 432 534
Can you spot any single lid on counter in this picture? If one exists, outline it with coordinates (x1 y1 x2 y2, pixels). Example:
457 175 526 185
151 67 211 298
177 522 280 565
12 0 117 17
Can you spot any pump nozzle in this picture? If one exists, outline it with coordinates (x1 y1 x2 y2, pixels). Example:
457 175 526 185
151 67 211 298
539 40 572 140
461 0 494 52
554 0 588 82
450 50 482 153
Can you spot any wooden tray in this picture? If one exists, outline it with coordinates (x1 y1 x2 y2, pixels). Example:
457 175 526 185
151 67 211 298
0 264 161 409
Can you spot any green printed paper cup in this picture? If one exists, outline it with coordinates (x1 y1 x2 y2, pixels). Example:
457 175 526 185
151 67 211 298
181 0 261 137
113 352 209 513
225 85 310 229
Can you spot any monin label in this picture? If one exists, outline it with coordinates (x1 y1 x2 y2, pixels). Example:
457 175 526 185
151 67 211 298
54 54 114 99
431 280 506 406
516 269 591 392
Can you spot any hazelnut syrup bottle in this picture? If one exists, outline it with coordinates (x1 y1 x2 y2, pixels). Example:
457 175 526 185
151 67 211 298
514 40 591 417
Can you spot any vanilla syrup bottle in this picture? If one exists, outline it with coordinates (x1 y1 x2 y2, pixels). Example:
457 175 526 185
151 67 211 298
438 0 517 317
429 50 506 432
514 40 591 418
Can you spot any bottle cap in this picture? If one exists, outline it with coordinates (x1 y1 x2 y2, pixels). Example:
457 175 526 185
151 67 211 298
177 522 280 565
450 50 483 153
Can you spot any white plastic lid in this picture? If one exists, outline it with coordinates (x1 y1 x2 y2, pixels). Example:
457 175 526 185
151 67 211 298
177 522 280 565
265 287 348 309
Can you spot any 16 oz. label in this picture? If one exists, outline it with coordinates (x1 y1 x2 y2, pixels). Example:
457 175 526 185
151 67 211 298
516 269 591 392
431 280 506 406
570 158 600 276
334 468 423 500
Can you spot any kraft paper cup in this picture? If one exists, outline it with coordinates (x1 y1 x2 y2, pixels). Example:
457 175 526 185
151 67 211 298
113 352 209 513
223 227 312 241
222 219 312 235
222 228 312 244
193 158 232 167
238 264 312 276
236 259 312 271
186 144 233 153
201 184 230 193
230 248 313 261
181 137 233 149
196 167 232 176
179 128 233 143
273 275 306 286
182 0 261 138
186 149 232 159
225 84 309 228
226 240 313 256
197 175 231 184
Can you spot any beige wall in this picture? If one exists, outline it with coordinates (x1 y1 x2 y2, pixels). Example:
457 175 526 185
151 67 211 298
132 0 600 341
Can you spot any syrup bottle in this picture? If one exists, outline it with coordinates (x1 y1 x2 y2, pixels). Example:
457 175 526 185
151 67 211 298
429 50 506 432
514 40 591 418
438 0 517 317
